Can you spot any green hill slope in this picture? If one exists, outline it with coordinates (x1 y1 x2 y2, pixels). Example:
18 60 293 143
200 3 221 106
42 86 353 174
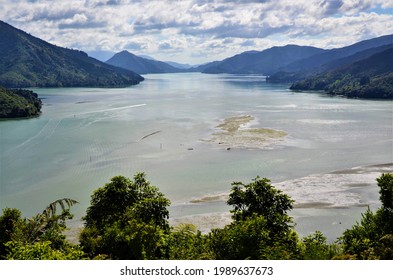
290 47 393 99
0 21 143 88
0 87 42 118
202 45 324 75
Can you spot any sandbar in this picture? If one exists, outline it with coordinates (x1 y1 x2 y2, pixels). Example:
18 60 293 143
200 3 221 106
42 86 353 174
206 115 287 149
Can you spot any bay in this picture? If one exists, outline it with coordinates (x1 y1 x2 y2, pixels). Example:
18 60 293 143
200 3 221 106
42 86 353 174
1 73 392 240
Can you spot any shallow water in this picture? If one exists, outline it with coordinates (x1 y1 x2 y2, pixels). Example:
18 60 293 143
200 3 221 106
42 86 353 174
1 73 392 240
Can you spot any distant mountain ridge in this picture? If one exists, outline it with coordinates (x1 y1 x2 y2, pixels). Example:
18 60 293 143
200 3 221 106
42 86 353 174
0 21 143 88
197 34 392 81
202 45 325 75
106 51 185 74
269 34 393 82
268 43 393 83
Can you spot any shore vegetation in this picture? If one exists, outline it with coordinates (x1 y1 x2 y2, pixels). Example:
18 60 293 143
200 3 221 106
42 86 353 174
1 173 392 260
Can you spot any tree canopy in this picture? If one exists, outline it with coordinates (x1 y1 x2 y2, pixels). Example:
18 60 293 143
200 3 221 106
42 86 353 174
80 173 171 259
0 87 42 118
1 172 392 260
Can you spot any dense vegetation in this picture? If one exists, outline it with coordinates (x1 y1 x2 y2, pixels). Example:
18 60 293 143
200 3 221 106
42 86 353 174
0 21 143 88
0 87 42 118
1 172 392 260
272 34 393 79
290 48 393 99
197 34 392 77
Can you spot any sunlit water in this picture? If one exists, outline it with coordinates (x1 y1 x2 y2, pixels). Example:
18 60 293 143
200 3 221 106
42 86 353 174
1 73 392 240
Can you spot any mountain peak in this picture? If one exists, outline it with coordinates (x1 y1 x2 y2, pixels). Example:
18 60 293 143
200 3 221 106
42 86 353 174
106 51 184 74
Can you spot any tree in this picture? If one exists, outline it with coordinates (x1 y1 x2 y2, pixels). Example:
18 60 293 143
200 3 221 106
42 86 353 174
209 215 301 260
208 177 300 260
5 241 85 260
376 173 393 233
83 173 170 230
24 198 78 249
0 198 81 260
168 224 213 260
301 231 331 260
79 173 171 259
0 208 24 258
227 176 294 233
340 173 393 259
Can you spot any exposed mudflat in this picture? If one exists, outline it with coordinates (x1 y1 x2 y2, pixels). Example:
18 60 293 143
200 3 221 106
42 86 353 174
205 115 287 149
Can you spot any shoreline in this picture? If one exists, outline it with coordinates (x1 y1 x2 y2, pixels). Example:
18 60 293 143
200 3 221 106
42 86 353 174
66 163 392 243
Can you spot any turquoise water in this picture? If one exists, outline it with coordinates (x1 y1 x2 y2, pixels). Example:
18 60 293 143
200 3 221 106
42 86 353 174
1 73 392 238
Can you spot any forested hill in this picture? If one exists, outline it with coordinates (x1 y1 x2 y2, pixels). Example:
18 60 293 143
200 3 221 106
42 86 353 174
106 51 184 74
290 47 393 99
267 34 393 83
202 45 324 75
0 87 42 118
0 21 144 88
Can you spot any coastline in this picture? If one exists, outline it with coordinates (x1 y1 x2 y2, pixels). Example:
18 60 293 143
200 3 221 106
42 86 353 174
66 163 393 243
169 163 392 241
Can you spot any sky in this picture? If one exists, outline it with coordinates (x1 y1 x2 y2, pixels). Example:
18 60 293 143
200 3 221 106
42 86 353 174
1 0 393 64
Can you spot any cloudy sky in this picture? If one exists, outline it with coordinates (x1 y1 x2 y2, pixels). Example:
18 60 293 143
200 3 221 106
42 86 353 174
1 0 393 64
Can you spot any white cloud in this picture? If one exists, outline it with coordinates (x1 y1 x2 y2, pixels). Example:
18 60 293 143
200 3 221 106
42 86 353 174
0 0 392 64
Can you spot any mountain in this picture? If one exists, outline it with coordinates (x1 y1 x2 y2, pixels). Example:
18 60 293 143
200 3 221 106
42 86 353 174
0 87 42 118
0 21 143 88
187 61 222 72
290 47 393 99
268 34 393 82
164 61 194 69
106 51 184 74
201 45 325 75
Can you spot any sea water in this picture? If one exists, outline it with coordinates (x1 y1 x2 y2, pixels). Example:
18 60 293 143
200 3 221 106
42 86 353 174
1 73 392 240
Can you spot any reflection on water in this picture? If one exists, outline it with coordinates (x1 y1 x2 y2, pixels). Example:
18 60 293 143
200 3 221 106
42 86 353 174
1 73 392 240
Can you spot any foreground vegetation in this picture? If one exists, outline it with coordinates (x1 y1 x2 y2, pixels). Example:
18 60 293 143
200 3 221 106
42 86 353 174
1 173 392 260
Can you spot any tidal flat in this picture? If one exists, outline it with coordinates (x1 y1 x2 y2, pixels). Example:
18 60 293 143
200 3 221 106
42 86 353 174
1 73 392 241
206 115 287 149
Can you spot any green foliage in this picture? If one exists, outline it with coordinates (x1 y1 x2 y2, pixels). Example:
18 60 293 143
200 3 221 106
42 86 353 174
168 224 214 260
339 173 393 259
5 241 85 260
0 198 79 260
290 47 393 99
228 177 294 233
209 215 301 260
301 231 332 260
80 173 171 259
83 173 170 230
0 87 42 118
3 173 392 260
97 212 168 260
208 177 300 260
377 173 393 212
0 208 24 258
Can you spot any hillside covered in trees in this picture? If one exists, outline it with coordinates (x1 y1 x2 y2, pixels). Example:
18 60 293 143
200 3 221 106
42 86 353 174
201 45 324 75
106 50 185 74
0 21 144 88
0 87 42 118
1 173 392 260
290 47 393 99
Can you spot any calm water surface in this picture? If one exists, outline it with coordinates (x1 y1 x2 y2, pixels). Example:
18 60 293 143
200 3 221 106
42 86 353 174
1 73 392 239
